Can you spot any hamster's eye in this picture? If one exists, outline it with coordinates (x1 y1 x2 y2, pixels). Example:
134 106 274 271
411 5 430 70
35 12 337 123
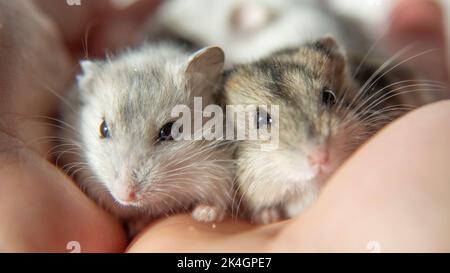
99 119 110 139
256 107 272 129
158 122 174 141
321 88 337 106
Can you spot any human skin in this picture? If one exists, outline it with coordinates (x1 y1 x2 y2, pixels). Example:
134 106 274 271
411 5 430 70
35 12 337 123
0 132 127 252
34 0 161 58
0 0 127 252
387 0 449 84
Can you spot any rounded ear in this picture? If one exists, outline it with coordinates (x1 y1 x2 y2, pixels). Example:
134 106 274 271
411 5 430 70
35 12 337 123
314 35 346 56
314 35 347 74
76 60 98 89
185 46 225 97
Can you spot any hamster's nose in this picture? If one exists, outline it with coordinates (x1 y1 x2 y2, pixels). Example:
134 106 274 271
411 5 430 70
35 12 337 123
114 186 140 205
307 150 329 167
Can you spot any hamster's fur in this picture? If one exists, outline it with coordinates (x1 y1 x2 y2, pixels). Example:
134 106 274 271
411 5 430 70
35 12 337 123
221 37 442 224
59 43 234 234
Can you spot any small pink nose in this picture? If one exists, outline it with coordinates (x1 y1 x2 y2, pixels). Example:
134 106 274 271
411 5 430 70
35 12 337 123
125 191 136 202
308 151 329 166
115 187 138 203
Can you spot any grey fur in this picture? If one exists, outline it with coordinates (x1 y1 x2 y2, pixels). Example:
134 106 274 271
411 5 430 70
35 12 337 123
59 43 234 233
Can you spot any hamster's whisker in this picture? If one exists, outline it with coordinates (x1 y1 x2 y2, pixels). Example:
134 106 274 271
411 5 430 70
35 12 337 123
351 25 390 79
348 80 446 119
341 83 447 127
3 114 81 137
52 146 83 164
163 142 226 168
142 188 186 212
342 107 399 130
357 102 417 118
360 107 416 123
154 160 231 181
47 144 82 158
232 176 260 219
155 180 210 206
45 142 82 158
160 161 233 177
359 110 413 126
360 49 440 101
32 115 81 134
28 70 81 115
82 21 95 60
55 149 84 166
346 43 415 111
353 81 447 117
354 86 446 120
24 135 79 150
63 164 90 179
70 167 92 179
348 45 440 114
62 161 90 172
229 176 241 220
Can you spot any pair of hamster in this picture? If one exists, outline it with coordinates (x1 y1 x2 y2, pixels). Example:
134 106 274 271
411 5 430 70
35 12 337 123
60 36 433 232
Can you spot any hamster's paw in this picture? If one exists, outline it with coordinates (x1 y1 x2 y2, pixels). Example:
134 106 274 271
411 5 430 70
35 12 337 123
126 218 151 239
252 208 283 224
192 204 225 222
285 199 308 219
285 192 317 219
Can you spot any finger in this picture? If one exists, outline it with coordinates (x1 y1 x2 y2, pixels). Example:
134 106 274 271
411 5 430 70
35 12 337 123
0 0 73 157
88 0 161 57
34 0 116 50
126 214 283 252
387 0 449 84
0 133 127 252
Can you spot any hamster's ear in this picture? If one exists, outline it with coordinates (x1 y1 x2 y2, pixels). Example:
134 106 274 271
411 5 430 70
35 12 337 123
314 36 346 56
315 36 346 73
77 60 98 89
185 46 225 97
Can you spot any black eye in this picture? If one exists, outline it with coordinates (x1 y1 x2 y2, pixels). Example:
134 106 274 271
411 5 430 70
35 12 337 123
158 122 174 141
321 88 337 106
256 107 272 129
99 119 110 139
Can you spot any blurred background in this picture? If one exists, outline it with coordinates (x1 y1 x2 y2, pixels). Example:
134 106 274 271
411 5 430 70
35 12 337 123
34 0 449 84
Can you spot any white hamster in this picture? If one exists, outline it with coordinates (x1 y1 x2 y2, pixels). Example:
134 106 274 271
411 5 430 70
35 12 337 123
144 0 368 66
59 43 233 233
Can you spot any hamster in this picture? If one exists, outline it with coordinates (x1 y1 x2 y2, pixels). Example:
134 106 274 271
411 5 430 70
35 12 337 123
145 0 369 66
59 43 234 234
221 36 442 224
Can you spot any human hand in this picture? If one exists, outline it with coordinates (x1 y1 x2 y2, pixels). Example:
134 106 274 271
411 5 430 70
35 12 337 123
0 0 159 252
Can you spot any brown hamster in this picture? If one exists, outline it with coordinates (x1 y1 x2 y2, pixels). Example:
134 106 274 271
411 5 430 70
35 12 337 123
221 36 443 224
